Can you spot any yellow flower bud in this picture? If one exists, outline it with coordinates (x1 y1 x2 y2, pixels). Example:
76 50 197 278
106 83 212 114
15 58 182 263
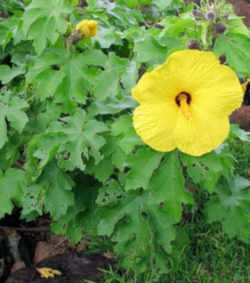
75 19 98 39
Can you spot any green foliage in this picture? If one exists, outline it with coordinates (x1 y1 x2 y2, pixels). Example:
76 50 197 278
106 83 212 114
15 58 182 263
26 48 107 105
134 34 167 63
97 182 176 273
0 168 26 218
181 149 234 193
0 65 25 84
100 218 250 282
206 175 250 243
0 0 249 278
22 0 72 54
214 33 250 75
120 0 151 8
0 90 28 148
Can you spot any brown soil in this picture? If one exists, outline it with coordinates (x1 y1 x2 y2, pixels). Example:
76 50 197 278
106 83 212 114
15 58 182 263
7 253 111 283
227 0 250 27
230 106 250 131
0 211 113 283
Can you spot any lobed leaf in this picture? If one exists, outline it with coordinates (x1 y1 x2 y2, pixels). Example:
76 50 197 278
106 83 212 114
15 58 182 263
22 0 72 54
0 169 26 218
214 33 250 76
205 176 250 243
0 92 28 148
149 151 193 221
97 185 176 273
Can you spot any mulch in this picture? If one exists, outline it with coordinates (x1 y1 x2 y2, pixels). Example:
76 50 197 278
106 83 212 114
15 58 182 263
7 253 111 283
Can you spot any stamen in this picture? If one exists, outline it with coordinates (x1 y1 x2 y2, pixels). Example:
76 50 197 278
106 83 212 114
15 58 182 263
178 93 191 120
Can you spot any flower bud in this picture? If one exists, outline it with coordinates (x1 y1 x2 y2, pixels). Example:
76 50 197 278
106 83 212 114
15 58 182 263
187 39 201 50
192 9 203 19
205 10 216 22
75 19 98 39
223 10 230 18
186 0 200 4
219 54 226 64
71 32 82 44
214 22 227 34
155 24 164 30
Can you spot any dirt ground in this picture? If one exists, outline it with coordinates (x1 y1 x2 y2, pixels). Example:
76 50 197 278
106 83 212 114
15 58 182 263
228 0 250 27
0 211 113 283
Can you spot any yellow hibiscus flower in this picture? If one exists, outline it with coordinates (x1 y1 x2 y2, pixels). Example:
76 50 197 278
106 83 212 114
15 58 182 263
132 50 243 156
75 19 98 39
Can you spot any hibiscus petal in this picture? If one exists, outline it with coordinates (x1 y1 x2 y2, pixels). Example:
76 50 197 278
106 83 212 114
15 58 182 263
192 64 243 117
174 111 230 156
133 103 179 152
132 67 180 105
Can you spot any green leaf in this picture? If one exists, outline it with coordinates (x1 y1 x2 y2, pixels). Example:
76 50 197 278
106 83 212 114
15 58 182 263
134 34 167 63
153 0 173 10
0 112 8 149
205 175 250 243
0 16 21 48
26 48 107 104
32 69 65 101
181 151 232 192
0 168 26 218
149 151 193 221
5 96 29 133
227 18 249 36
95 26 122 49
111 115 142 154
121 60 138 93
123 0 151 8
86 156 114 182
214 33 250 75
88 96 137 116
51 205 85 244
96 180 125 206
23 162 74 221
22 0 72 54
93 53 128 100
21 184 44 221
79 49 107 66
0 137 20 170
57 55 93 104
27 109 108 176
94 152 193 273
86 133 130 180
85 137 116 183
161 17 197 42
0 92 28 148
41 162 74 220
230 124 250 142
52 174 99 243
26 132 67 179
125 147 163 191
97 187 176 273
0 65 25 84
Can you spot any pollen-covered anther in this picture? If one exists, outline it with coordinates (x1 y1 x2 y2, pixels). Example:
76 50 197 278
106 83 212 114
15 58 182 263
176 93 192 120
